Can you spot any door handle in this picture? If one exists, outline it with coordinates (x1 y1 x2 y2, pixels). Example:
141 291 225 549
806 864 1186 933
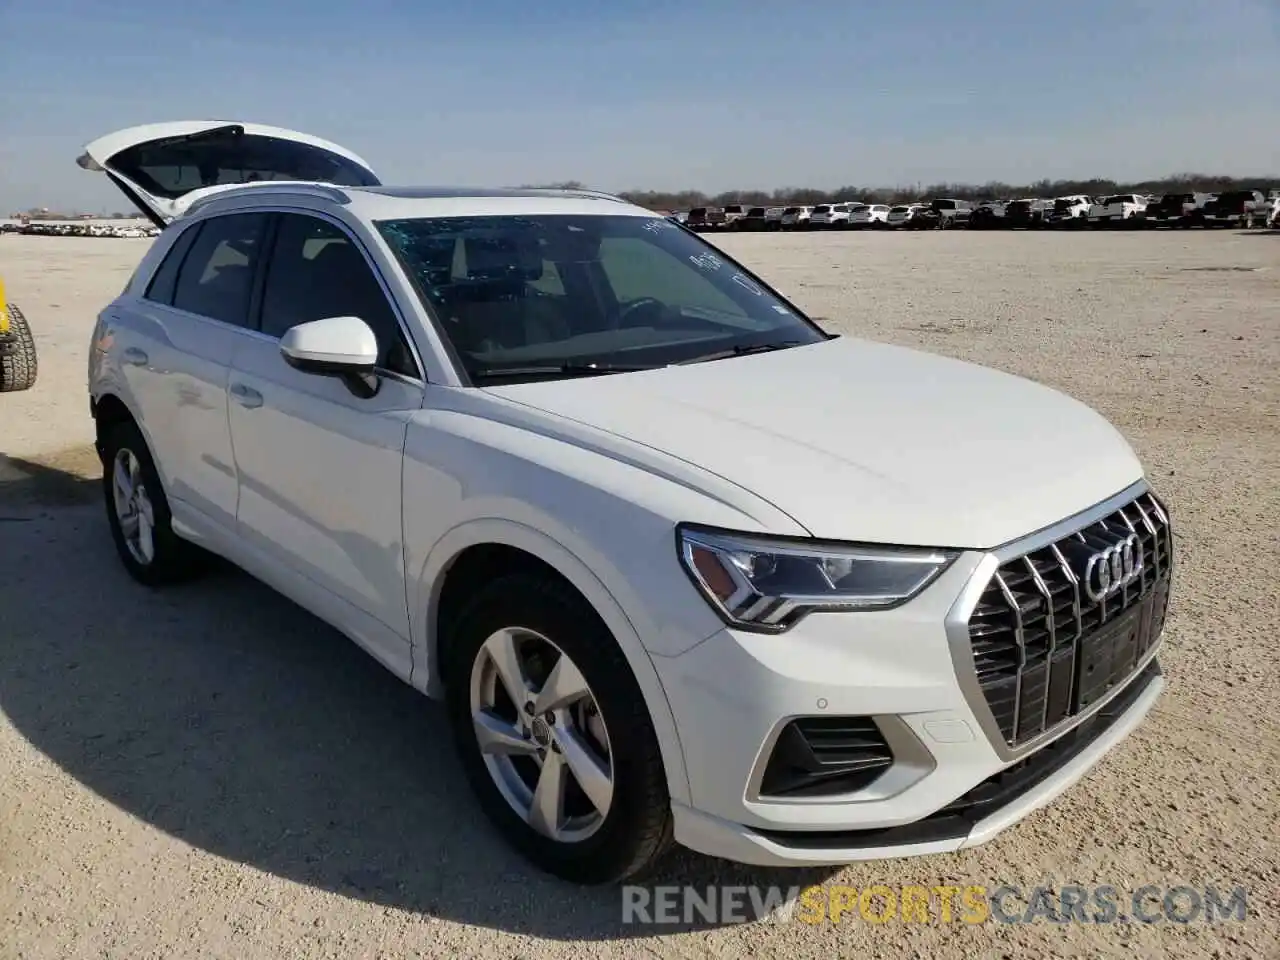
122 347 149 366
229 382 264 408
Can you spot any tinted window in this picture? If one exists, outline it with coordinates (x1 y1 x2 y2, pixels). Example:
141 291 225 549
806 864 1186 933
144 222 202 305
172 213 267 325
377 214 825 382
260 214 417 377
109 129 379 200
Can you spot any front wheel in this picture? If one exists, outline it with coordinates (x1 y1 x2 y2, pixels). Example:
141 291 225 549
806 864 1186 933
445 573 673 884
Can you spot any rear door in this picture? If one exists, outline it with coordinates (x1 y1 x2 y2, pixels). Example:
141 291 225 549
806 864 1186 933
118 211 271 532
77 121 380 227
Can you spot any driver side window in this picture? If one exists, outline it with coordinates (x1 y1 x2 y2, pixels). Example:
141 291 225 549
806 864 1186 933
597 236 747 319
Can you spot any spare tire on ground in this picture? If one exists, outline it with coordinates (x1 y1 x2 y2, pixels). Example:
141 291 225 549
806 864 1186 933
1 303 38 392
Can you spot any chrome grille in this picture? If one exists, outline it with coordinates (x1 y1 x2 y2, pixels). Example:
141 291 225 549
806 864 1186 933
967 491 1172 747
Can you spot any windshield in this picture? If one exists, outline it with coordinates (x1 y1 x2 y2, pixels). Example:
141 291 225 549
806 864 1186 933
108 131 379 199
1007 201 1032 212
377 214 827 383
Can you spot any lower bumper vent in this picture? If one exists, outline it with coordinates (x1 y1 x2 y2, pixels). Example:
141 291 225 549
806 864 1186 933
759 716 893 798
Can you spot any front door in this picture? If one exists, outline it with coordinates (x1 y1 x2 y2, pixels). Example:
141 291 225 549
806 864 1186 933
226 212 424 643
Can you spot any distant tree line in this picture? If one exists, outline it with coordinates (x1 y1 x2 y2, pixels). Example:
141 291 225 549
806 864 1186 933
604 173 1277 211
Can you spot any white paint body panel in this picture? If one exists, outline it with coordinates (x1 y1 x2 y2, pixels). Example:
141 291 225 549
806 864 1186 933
484 336 1146 550
85 162 1164 869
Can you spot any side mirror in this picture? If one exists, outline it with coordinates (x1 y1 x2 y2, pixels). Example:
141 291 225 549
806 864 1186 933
280 316 380 398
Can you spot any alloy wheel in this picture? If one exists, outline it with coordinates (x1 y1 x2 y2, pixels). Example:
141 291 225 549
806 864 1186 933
469 627 614 843
111 447 155 565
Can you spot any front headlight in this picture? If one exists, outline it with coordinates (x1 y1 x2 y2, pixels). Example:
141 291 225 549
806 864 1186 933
677 525 958 633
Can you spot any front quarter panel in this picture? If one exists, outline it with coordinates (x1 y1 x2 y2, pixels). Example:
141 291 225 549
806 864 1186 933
401 391 809 811
403 393 800 669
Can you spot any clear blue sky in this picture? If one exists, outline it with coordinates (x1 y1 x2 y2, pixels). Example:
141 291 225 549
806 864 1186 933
1 0 1276 212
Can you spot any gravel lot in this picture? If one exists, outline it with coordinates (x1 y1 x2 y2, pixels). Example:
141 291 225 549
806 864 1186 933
2 230 1277 958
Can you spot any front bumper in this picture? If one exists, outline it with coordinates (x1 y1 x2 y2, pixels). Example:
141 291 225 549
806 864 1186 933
670 662 1162 865
650 482 1169 866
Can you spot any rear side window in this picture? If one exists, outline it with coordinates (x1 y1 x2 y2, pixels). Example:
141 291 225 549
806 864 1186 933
172 213 268 326
144 223 202 305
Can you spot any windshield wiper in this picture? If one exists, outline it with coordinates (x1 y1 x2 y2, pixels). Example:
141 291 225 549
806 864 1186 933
469 361 664 380
676 340 809 365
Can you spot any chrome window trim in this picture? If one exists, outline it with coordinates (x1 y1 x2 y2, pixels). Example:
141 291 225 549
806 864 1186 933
943 478 1166 764
157 202 430 384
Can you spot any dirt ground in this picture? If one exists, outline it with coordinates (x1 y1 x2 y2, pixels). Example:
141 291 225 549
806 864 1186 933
1 229 1277 959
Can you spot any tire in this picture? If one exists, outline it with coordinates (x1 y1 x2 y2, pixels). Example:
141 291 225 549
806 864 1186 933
444 572 673 884
0 303 37 393
101 419 206 585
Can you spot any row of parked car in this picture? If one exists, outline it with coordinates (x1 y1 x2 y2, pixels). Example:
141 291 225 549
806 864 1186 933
0 221 160 239
676 190 1280 232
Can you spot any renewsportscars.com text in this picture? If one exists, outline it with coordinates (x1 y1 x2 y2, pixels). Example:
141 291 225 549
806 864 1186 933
621 884 1249 926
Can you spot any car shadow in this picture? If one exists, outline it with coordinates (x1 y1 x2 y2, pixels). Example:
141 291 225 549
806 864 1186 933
0 454 837 939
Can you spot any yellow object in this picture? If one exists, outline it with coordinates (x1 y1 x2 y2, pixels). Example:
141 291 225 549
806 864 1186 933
0 276 8 332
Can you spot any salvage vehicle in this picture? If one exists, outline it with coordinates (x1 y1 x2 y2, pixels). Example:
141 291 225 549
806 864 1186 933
779 205 813 230
810 202 859 229
736 206 769 231
0 278 38 392
1044 195 1092 227
847 203 891 228
1134 193 1212 228
720 204 749 229
1003 198 1053 229
911 198 974 229
1188 189 1269 228
885 203 927 227
967 200 1007 229
1086 194 1147 226
80 119 1173 885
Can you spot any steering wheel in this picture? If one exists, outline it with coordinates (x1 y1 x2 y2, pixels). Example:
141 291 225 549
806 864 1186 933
613 296 667 328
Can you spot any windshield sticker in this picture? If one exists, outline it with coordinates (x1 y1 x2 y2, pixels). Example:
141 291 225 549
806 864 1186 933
642 218 676 233
689 252 722 272
731 274 763 295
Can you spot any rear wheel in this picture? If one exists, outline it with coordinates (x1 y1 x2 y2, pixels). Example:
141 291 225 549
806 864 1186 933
101 419 206 585
0 303 37 393
445 573 673 884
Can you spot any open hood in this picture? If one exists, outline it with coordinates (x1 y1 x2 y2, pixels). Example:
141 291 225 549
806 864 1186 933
76 121 381 228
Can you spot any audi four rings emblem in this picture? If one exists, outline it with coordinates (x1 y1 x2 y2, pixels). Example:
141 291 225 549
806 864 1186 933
1084 534 1143 601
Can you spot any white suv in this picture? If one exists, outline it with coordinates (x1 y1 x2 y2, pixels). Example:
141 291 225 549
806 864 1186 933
81 120 1173 885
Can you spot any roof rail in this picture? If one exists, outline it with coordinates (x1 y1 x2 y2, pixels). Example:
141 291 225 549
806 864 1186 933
183 182 351 216
515 186 629 204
